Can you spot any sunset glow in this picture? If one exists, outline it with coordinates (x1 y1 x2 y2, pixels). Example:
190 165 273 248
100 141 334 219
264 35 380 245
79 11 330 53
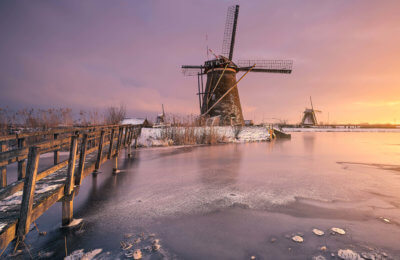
1 0 400 124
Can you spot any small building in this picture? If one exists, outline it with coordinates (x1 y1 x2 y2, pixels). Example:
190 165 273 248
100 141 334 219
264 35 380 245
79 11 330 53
244 120 254 126
121 118 152 128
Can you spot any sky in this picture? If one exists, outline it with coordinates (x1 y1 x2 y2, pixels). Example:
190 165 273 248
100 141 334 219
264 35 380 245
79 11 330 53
1 0 400 124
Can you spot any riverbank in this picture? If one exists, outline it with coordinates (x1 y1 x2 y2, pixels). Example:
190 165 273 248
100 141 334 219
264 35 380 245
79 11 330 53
137 126 271 147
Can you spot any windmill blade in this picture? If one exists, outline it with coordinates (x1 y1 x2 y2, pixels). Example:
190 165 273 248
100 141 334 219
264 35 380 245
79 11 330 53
221 5 239 60
181 65 205 76
237 60 293 74
310 96 314 110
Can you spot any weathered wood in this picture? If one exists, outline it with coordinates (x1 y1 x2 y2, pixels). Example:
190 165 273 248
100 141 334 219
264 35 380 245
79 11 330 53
75 134 88 186
112 156 119 174
0 142 7 188
94 130 105 173
65 136 78 196
62 136 78 226
62 198 74 226
108 128 115 159
17 138 26 180
116 127 123 155
0 137 69 167
53 133 59 165
123 127 129 147
17 146 40 238
0 124 143 251
128 127 134 145
0 160 69 201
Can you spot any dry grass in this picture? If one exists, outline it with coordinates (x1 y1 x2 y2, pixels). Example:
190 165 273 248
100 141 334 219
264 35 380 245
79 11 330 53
0 105 127 135
160 114 223 145
0 108 74 134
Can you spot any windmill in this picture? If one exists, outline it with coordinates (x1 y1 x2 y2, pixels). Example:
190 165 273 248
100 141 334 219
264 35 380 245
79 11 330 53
182 5 293 126
301 96 322 126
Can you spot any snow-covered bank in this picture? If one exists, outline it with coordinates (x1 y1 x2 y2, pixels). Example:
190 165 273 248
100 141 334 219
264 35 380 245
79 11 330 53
137 126 271 147
283 127 400 133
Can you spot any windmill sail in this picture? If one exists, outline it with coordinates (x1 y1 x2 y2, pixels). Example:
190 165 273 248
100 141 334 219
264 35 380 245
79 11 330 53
181 65 205 76
221 5 239 60
237 60 293 73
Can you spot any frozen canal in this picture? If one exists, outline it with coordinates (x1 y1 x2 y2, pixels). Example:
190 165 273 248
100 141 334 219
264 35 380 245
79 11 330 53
5 132 400 259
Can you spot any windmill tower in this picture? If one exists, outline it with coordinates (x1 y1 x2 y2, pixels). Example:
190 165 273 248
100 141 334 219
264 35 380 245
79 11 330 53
301 97 322 126
182 5 293 125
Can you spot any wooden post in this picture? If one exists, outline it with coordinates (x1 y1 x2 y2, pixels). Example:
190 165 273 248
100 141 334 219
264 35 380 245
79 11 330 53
17 146 40 238
121 126 126 147
108 128 115 159
17 137 26 180
94 130 105 174
113 128 123 174
0 142 7 188
116 127 123 155
112 156 119 174
53 133 59 165
127 142 132 158
75 134 88 186
62 199 73 227
65 136 78 196
128 127 134 145
63 136 78 226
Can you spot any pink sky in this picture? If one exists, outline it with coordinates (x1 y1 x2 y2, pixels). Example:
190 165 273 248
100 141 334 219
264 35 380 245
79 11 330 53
1 0 400 124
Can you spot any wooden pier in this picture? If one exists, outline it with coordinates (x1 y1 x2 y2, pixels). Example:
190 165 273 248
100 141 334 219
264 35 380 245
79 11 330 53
0 124 142 251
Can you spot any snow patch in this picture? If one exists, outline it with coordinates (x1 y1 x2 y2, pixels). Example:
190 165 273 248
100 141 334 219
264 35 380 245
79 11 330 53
138 126 270 147
64 248 102 260
0 222 6 232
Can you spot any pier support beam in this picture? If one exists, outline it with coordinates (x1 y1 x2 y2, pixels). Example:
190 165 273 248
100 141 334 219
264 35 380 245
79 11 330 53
62 196 73 226
93 130 105 175
0 142 7 188
108 128 115 159
53 133 59 165
17 146 40 239
17 137 26 180
112 156 119 174
62 136 78 227
75 134 88 186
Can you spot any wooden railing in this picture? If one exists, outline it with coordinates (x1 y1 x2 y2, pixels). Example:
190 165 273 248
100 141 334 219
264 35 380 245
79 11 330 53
0 124 142 251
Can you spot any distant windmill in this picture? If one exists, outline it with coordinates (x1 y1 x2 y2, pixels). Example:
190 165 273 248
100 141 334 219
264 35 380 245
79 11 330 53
301 97 322 126
182 5 293 125
156 104 165 124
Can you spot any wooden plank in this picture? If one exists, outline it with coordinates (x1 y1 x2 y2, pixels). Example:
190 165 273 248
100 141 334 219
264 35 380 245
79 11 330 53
65 136 78 196
0 137 69 167
0 160 68 201
75 134 88 186
37 160 69 181
0 124 133 142
0 221 16 251
16 146 40 237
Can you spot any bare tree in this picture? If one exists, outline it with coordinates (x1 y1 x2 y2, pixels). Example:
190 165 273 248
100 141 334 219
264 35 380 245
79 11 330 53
105 105 126 125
